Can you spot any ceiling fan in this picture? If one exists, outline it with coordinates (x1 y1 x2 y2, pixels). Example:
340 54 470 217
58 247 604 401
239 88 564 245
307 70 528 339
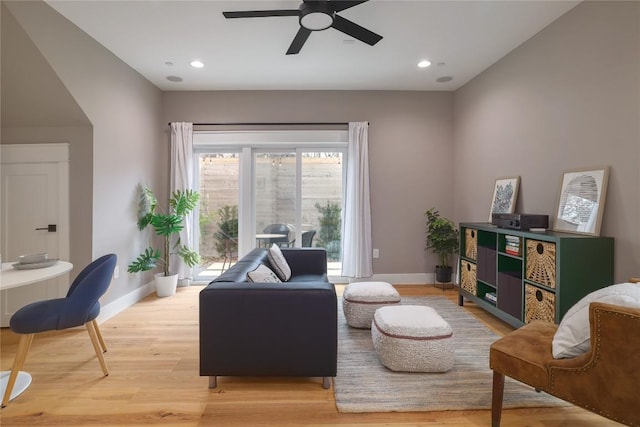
222 0 383 55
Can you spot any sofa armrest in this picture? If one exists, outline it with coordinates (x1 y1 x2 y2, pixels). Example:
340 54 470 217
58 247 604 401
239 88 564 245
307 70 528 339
281 248 327 276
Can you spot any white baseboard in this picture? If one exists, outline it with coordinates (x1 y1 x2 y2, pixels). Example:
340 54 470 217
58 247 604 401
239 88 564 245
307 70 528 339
332 272 439 285
97 281 155 324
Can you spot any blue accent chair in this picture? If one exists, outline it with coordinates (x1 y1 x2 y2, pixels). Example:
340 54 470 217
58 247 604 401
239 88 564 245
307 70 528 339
1 254 117 407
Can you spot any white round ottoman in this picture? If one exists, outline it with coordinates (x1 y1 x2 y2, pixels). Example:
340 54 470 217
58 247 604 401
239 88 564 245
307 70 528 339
371 305 454 372
342 282 401 329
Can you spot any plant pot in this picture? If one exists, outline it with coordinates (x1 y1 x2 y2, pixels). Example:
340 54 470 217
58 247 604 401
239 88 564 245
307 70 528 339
178 278 191 288
154 273 179 297
435 265 453 283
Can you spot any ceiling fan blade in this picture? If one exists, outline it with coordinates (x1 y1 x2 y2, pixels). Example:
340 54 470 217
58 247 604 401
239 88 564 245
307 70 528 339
286 27 312 55
223 10 299 19
331 14 382 46
330 1 369 13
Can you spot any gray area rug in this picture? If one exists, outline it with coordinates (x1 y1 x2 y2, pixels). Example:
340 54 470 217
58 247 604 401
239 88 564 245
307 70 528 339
334 296 568 413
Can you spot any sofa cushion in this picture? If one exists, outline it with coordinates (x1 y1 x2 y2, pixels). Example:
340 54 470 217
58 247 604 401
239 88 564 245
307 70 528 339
267 244 291 281
552 282 640 358
247 264 282 283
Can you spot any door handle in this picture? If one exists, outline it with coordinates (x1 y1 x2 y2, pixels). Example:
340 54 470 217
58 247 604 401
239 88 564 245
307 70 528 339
35 224 57 232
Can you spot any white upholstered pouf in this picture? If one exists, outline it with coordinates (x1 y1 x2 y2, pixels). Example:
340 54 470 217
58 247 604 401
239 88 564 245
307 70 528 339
342 282 401 329
372 305 454 372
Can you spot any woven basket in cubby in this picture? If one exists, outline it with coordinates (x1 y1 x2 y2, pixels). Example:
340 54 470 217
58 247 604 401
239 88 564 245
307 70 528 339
526 240 556 288
461 260 477 295
465 229 477 260
524 284 555 323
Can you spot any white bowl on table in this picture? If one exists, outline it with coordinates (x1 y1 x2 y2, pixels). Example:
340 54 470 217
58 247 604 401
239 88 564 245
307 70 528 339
18 253 49 264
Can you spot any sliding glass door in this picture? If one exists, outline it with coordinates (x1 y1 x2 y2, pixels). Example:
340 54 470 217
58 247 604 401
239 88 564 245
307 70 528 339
193 131 347 281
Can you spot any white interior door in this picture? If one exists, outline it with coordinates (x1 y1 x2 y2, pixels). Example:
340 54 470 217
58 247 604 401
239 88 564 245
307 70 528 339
0 144 70 327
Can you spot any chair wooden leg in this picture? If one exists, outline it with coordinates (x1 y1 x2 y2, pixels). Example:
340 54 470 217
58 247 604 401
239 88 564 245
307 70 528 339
86 322 109 376
2 333 34 407
92 319 107 353
491 370 505 427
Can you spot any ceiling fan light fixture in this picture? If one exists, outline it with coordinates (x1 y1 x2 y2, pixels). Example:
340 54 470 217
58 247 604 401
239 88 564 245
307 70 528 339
222 0 381 55
299 2 334 31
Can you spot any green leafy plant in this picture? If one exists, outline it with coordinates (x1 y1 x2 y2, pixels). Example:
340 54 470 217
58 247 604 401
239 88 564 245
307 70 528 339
128 186 201 277
424 208 459 268
213 205 238 255
315 201 341 261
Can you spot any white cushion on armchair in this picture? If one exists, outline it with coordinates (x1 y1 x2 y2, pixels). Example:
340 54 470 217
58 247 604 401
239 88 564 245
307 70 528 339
552 282 640 358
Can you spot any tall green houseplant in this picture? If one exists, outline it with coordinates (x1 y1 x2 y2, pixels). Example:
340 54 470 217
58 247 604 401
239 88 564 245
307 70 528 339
128 186 201 277
424 208 459 282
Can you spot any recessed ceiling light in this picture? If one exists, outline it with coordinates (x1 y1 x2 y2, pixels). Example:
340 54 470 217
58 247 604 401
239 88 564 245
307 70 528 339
436 76 453 83
165 61 174 67
166 75 183 82
190 60 204 68
418 60 432 68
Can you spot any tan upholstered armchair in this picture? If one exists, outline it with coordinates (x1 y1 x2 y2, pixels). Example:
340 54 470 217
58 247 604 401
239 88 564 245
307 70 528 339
490 300 640 427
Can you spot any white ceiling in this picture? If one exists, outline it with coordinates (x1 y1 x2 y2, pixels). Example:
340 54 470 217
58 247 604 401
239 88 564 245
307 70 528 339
45 0 580 91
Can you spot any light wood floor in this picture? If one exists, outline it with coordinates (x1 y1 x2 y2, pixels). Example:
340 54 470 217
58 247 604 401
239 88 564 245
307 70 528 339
0 285 620 426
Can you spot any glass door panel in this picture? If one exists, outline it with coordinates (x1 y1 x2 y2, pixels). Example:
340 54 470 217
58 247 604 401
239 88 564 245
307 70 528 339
301 152 343 276
255 152 295 248
196 153 239 281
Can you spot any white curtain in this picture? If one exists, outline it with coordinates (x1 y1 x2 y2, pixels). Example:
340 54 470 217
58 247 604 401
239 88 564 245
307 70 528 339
341 122 373 278
170 122 195 281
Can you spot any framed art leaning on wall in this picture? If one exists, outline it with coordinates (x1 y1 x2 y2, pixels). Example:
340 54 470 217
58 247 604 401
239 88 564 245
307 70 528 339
553 166 610 236
488 176 520 221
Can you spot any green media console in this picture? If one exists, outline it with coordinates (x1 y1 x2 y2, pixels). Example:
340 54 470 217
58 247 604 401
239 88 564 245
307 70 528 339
458 223 614 328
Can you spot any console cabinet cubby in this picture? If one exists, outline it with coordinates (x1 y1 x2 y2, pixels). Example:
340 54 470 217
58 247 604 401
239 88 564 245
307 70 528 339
457 223 614 328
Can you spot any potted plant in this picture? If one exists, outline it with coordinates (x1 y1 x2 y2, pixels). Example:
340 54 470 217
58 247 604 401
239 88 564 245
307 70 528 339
128 186 201 297
424 208 459 283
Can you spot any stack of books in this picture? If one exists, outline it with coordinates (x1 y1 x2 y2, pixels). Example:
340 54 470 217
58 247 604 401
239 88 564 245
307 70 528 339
505 235 521 256
485 292 497 304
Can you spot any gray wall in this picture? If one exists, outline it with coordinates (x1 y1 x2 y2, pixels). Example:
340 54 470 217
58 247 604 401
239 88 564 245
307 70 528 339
2 1 165 304
164 91 454 274
453 1 640 281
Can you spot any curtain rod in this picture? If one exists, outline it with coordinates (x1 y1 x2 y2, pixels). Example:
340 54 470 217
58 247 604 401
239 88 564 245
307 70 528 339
167 122 366 127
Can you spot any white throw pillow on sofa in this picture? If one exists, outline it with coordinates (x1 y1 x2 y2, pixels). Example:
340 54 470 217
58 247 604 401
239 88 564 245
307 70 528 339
247 264 282 283
552 282 640 359
267 243 291 281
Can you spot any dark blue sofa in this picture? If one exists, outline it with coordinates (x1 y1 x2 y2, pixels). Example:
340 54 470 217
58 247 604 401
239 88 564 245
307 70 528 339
199 247 337 388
